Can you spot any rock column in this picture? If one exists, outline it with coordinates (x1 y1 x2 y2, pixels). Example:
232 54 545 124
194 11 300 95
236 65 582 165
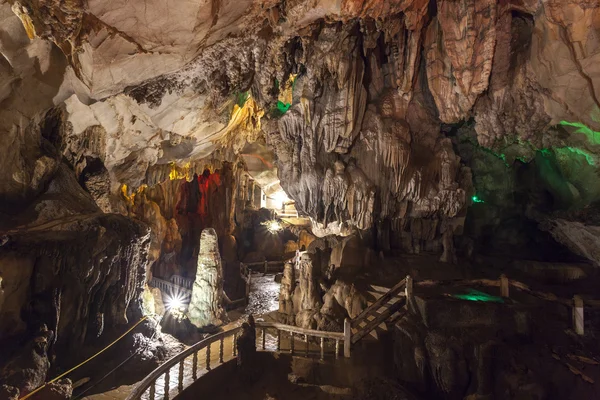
187 228 227 328
278 261 295 322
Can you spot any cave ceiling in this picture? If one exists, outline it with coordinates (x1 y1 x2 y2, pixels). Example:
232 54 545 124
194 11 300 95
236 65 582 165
1 0 600 247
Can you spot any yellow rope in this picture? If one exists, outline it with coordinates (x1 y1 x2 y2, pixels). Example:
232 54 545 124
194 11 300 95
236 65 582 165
19 316 148 400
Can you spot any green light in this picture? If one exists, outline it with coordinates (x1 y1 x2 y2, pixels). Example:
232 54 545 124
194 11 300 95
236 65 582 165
561 147 595 166
452 289 504 303
472 195 484 203
235 91 249 107
559 121 600 145
276 100 291 114
538 147 595 166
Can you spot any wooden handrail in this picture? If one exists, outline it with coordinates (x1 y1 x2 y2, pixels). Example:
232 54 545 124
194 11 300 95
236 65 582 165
242 261 287 269
257 321 344 340
414 276 600 309
126 321 348 400
126 325 243 400
352 278 406 327
415 278 501 288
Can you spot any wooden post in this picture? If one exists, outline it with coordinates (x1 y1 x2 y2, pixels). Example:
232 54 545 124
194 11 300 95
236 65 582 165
232 334 237 357
264 260 268 275
246 273 251 304
573 295 584 335
178 360 184 392
219 337 225 363
149 381 156 400
164 369 170 400
277 330 281 351
343 318 351 358
192 351 198 380
320 337 324 360
405 275 413 311
335 339 340 359
206 345 211 370
290 332 295 354
261 328 266 350
500 274 509 298
305 334 309 357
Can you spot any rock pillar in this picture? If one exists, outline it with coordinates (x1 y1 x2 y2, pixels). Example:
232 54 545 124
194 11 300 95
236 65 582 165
187 228 228 328
294 253 323 328
279 261 295 322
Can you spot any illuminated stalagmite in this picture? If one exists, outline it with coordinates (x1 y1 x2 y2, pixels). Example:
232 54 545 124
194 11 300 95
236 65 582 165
187 228 228 328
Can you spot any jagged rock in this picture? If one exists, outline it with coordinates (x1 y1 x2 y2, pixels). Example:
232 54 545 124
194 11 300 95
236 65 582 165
325 280 366 320
329 235 370 278
0 325 52 394
0 385 19 400
539 219 600 267
0 213 151 351
36 379 73 400
187 228 228 329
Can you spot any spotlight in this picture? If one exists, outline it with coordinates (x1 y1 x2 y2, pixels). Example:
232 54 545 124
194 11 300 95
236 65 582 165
165 293 185 312
271 190 289 209
262 219 283 233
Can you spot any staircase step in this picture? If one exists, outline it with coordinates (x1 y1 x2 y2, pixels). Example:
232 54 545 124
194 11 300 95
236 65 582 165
367 296 404 306
351 300 405 344
369 284 392 294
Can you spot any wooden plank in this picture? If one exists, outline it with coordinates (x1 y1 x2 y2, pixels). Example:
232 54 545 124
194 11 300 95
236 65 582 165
256 321 344 340
351 301 405 344
352 278 406 327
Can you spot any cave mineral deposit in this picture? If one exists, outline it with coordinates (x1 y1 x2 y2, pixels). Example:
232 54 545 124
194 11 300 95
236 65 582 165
1 0 600 399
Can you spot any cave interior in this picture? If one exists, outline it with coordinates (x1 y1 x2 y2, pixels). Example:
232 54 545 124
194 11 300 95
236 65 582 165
1 0 600 399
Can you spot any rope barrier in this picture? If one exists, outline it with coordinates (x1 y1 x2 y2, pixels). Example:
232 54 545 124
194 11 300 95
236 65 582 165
71 316 162 400
19 316 149 400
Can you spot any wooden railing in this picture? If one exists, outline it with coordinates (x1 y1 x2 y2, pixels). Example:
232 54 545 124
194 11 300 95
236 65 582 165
415 274 600 336
350 277 407 344
126 326 242 400
255 320 350 360
125 320 350 400
241 260 286 274
149 277 191 297
170 275 193 290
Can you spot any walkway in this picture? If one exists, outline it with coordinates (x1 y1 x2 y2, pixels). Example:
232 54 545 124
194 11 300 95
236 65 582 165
81 272 280 400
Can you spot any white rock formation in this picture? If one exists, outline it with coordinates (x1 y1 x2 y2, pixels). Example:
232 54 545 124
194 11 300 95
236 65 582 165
187 228 227 329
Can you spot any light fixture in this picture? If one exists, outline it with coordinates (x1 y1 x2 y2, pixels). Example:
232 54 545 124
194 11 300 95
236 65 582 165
262 219 283 233
472 195 484 203
271 190 289 209
165 293 185 312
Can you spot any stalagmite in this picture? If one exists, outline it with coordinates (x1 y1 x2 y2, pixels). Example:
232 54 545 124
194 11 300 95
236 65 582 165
187 228 228 329
279 261 295 323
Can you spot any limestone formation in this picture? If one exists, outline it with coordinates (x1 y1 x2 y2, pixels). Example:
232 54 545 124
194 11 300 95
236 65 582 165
187 228 228 329
279 261 295 321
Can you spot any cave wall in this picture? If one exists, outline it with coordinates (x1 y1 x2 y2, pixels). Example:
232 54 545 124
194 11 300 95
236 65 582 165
122 162 240 281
